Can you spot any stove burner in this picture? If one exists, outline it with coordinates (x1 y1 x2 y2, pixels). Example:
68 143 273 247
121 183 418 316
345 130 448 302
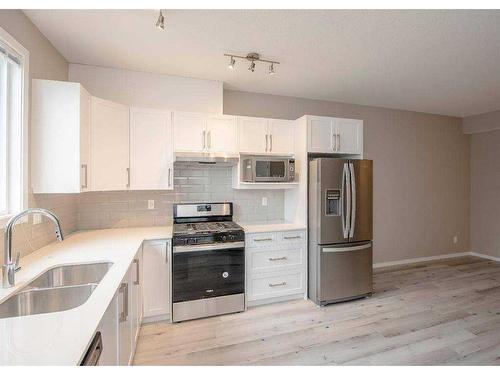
174 221 243 236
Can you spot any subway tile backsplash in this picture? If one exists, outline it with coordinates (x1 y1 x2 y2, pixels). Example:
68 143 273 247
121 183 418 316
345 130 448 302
77 164 284 230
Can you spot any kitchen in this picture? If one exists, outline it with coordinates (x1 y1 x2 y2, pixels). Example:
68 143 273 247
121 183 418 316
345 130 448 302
0 6 499 368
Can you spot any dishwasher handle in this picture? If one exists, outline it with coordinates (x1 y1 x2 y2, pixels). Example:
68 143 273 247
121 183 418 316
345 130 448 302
80 331 103 366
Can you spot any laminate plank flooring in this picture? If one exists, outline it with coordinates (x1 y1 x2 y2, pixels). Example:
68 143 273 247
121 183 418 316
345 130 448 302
133 256 500 365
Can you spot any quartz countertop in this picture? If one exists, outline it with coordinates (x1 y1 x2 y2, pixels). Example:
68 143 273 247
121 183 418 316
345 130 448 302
0 226 172 365
238 221 306 233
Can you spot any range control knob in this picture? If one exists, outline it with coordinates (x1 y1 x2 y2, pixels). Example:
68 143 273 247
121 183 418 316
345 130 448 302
221 235 227 242
228 234 235 241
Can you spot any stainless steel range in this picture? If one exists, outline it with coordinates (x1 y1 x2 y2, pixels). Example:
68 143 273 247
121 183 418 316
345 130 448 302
171 202 245 322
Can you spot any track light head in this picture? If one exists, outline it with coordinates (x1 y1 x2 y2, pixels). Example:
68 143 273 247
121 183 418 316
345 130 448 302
228 56 236 70
269 63 275 75
156 10 165 30
248 61 256 72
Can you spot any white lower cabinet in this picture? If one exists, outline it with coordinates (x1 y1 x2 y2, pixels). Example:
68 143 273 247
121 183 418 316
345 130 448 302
246 229 307 306
142 240 171 320
94 247 143 366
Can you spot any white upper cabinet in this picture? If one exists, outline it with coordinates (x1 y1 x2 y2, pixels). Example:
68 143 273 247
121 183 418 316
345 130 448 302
238 116 294 155
335 118 363 154
130 108 173 190
173 112 237 153
90 97 130 191
31 80 91 193
307 116 363 155
173 112 206 152
237 117 269 153
205 114 237 153
268 119 295 154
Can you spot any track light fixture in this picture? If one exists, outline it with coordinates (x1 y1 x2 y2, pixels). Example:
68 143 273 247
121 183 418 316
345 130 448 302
156 10 165 30
228 56 236 70
224 52 279 75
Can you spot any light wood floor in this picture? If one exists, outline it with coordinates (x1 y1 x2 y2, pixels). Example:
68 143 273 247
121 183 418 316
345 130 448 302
133 256 500 365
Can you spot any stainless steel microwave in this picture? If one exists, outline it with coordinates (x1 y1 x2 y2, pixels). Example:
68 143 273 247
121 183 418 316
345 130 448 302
241 156 295 182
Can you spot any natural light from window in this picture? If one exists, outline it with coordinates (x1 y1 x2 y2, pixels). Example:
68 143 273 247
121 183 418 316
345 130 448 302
0 27 28 219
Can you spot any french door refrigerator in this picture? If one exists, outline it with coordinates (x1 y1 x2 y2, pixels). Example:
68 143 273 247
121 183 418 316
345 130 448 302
308 158 373 306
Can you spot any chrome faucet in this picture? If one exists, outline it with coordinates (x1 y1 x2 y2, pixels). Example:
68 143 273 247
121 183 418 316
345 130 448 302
2 208 64 288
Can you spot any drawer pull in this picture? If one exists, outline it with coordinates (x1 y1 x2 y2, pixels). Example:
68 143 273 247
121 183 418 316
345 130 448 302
269 281 287 287
284 235 302 240
269 256 288 261
254 238 273 242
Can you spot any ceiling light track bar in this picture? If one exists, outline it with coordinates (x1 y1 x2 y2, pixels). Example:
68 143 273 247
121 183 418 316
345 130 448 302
223 53 280 65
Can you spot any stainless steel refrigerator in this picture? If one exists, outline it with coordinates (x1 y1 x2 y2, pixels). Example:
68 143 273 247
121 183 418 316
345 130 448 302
308 158 373 306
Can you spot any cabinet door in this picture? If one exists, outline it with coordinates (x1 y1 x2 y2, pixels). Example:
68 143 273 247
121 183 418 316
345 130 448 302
90 97 130 191
142 240 170 318
268 119 294 154
130 108 173 190
237 117 269 153
79 86 91 192
335 118 363 154
173 112 206 152
206 115 237 153
308 116 334 153
118 268 132 366
130 249 142 354
96 292 118 365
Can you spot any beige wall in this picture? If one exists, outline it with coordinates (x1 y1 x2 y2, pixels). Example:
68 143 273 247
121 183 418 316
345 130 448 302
224 90 471 264
470 129 500 258
0 10 76 265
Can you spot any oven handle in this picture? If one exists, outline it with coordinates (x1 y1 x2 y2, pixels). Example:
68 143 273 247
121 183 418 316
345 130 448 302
173 241 245 253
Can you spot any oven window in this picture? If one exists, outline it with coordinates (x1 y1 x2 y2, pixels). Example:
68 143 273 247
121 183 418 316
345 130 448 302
173 248 244 303
255 160 269 178
269 161 285 177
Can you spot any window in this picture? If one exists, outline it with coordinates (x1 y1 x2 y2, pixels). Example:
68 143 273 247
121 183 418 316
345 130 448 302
0 27 28 219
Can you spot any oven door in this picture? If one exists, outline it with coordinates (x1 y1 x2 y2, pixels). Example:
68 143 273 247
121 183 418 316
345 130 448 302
254 159 288 182
172 242 245 303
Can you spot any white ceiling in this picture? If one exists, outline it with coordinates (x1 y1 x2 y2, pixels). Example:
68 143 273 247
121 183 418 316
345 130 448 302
24 9 500 117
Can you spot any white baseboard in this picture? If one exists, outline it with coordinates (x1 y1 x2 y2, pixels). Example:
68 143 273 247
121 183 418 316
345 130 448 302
373 252 473 269
469 251 500 262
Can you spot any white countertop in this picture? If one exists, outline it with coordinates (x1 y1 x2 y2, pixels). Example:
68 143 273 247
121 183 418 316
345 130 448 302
0 226 172 366
238 221 306 233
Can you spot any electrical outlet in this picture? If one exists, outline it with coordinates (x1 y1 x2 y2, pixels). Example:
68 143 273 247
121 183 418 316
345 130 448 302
453 235 458 244
148 200 155 210
262 197 268 206
33 213 42 225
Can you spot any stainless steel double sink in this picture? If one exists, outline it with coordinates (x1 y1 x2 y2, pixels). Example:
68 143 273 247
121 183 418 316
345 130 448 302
0 262 113 319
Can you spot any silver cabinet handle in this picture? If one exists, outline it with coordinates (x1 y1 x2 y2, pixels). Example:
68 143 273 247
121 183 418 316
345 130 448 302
134 259 140 285
270 134 273 152
284 235 302 240
269 256 287 261
126 167 130 188
207 130 211 149
337 133 341 151
265 134 268 152
254 238 273 242
269 282 287 287
168 167 172 187
166 242 169 263
119 282 128 322
332 129 336 151
81 164 88 189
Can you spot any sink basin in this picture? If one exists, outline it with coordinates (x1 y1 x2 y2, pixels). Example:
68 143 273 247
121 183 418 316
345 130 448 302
0 262 113 319
25 262 113 289
0 284 98 319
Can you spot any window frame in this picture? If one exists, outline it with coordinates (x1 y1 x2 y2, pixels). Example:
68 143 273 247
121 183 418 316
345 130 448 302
0 26 29 224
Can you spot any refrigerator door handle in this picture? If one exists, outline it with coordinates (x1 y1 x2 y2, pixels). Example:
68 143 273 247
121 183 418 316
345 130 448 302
322 243 371 253
342 163 351 238
349 162 356 238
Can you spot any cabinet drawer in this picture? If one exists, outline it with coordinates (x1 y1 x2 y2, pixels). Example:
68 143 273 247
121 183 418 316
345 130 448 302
247 270 305 301
278 230 306 243
250 246 303 273
246 232 277 248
